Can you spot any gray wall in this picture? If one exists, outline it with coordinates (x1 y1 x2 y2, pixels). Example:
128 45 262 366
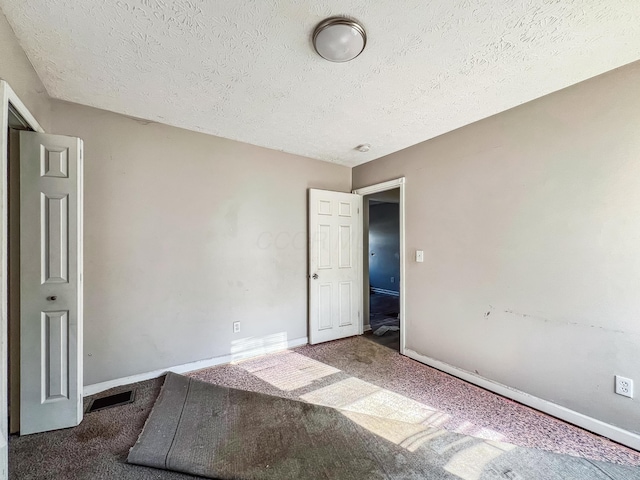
368 202 399 293
49 101 351 385
0 11 50 129
353 61 640 434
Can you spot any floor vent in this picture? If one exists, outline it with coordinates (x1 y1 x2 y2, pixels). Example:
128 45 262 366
87 390 136 413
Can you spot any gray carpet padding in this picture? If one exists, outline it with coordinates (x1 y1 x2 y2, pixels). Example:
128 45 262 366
128 373 640 480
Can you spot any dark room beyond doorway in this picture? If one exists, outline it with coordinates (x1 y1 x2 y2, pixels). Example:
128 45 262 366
366 189 400 351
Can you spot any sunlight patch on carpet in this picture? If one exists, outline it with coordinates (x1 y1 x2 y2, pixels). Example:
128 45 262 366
444 441 516 480
235 348 508 444
237 351 339 391
301 377 443 425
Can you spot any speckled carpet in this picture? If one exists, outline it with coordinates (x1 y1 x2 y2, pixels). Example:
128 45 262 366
127 372 640 480
9 336 640 479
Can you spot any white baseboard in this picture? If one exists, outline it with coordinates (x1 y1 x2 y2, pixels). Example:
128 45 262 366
370 287 399 297
364 324 371 332
83 336 308 397
404 348 640 451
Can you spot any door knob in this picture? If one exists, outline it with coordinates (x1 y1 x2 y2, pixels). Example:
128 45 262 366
47 296 57 301
312 273 318 280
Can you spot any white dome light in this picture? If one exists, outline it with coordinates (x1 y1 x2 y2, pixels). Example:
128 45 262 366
313 18 367 63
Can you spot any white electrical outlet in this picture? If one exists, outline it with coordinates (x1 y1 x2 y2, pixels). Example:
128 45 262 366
233 321 241 333
615 375 634 398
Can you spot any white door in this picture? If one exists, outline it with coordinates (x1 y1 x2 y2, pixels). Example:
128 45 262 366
309 189 362 344
20 131 83 435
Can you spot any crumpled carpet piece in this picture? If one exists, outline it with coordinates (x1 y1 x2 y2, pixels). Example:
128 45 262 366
128 373 640 480
373 325 400 336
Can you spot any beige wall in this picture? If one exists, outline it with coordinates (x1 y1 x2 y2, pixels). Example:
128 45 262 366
0 11 49 128
4 4 640 440
354 61 640 434
49 101 351 385
0 12 352 389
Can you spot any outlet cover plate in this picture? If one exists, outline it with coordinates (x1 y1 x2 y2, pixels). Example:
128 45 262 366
615 375 634 398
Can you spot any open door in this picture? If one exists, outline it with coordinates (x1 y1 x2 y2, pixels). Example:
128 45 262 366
19 131 83 435
308 189 362 344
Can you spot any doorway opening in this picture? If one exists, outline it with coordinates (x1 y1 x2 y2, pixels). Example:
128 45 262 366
364 189 400 351
353 177 406 354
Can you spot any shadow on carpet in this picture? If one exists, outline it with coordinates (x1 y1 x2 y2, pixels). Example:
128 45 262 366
128 373 640 480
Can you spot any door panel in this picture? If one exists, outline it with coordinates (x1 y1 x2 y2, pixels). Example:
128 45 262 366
42 193 69 283
20 131 83 435
309 189 362 344
42 310 69 401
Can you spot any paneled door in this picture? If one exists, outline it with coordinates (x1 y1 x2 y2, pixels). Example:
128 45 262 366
20 131 83 435
308 189 362 344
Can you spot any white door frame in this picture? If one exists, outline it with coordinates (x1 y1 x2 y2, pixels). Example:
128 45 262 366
353 177 406 354
0 81 45 479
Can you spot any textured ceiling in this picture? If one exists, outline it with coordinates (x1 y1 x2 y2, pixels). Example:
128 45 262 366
2 1 640 166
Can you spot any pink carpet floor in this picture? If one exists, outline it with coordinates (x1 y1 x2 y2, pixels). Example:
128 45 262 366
188 335 640 467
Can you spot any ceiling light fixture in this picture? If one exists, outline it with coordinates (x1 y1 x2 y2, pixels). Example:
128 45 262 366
313 17 367 63
356 143 371 152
